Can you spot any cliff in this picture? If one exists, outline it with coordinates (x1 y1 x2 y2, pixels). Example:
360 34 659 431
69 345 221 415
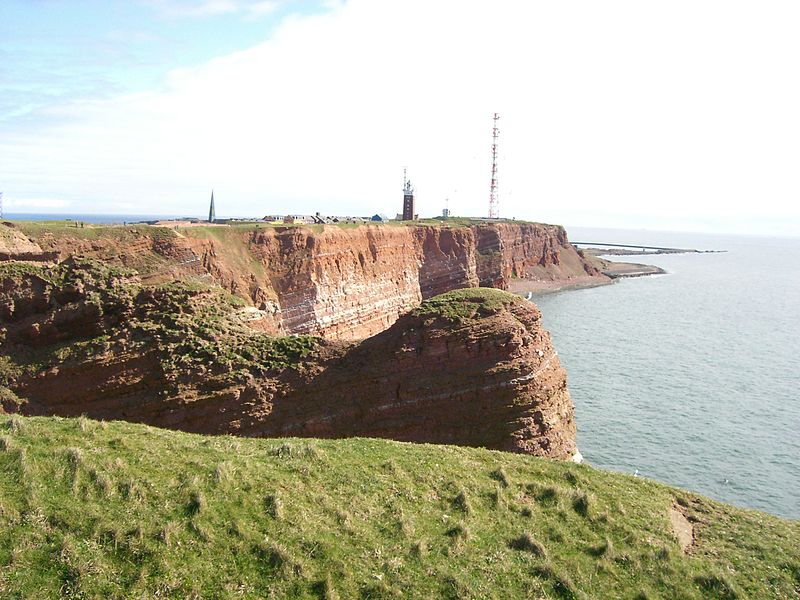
0 220 591 458
21 220 606 340
0 260 576 458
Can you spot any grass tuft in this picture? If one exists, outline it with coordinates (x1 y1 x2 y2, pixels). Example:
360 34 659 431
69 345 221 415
535 485 560 506
510 533 548 557
118 478 142 502
552 574 579 599
213 462 234 485
312 575 338 600
88 467 112 497
490 467 510 488
270 442 320 459
452 489 471 515
446 523 470 548
6 415 23 434
254 541 303 577
489 484 506 510
186 490 205 516
694 574 740 599
77 415 93 434
572 489 591 518
65 447 83 491
264 493 283 520
158 521 179 547
411 539 428 559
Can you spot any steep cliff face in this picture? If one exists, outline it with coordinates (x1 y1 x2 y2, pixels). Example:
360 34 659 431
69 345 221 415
0 270 576 459
267 289 576 459
21 221 604 340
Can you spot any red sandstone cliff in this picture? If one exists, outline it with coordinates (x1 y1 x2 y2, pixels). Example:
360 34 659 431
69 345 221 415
26 221 605 340
0 222 587 459
1 275 576 459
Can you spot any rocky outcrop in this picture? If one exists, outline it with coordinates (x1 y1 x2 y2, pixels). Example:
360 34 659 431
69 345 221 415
265 289 576 459
23 221 605 340
0 222 57 261
0 222 586 459
0 262 577 459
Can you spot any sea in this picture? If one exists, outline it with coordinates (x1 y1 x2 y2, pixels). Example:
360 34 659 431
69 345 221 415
6 214 799 519
4 213 200 224
534 227 800 520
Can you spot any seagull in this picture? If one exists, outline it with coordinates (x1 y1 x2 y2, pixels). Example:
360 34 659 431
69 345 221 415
633 469 639 477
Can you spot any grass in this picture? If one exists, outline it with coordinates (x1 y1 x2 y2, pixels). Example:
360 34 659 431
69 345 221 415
0 415 797 599
411 288 523 323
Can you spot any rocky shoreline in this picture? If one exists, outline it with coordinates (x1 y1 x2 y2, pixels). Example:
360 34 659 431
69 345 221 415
507 254 665 296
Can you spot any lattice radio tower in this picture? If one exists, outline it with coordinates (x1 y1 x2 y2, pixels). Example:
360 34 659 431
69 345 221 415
488 113 500 219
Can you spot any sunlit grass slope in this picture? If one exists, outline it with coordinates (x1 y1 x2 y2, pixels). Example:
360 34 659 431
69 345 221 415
0 416 797 599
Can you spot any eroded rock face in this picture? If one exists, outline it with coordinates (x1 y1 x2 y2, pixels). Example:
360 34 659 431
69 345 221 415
0 222 57 261
0 271 577 459
265 291 577 459
25 222 604 341
2 223 587 458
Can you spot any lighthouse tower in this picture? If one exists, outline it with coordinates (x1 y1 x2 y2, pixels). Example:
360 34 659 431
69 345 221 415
402 169 415 221
208 190 216 223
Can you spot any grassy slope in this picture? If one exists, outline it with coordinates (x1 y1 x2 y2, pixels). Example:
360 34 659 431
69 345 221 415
1 417 797 599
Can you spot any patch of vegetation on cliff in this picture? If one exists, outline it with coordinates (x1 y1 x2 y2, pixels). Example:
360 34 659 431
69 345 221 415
128 282 319 379
0 257 136 293
1 261 318 389
412 287 523 323
0 416 797 599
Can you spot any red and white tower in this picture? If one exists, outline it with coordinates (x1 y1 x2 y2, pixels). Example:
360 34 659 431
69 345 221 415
488 113 500 219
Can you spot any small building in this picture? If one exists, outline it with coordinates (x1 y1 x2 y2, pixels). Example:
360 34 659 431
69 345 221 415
371 214 389 222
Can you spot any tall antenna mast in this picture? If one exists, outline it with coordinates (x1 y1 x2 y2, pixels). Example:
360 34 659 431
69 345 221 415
488 113 500 219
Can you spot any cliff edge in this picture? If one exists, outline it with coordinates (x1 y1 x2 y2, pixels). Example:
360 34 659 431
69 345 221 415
20 220 606 340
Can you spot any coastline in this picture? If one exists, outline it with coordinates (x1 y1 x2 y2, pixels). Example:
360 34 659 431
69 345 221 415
508 256 665 296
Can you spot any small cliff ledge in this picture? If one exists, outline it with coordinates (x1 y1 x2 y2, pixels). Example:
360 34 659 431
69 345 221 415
0 256 576 459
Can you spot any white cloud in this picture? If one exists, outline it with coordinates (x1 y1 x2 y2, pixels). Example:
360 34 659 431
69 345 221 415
3 196 71 210
2 0 800 234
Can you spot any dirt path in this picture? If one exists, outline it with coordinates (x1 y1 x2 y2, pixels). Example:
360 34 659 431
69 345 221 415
670 504 695 553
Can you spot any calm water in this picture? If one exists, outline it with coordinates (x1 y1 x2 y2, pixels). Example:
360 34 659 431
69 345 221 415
4 213 196 224
534 227 800 519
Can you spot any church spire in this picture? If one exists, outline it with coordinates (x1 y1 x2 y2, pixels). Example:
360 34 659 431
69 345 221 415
208 190 215 223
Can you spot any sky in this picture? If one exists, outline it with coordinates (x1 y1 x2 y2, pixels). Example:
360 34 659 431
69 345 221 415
1 0 799 236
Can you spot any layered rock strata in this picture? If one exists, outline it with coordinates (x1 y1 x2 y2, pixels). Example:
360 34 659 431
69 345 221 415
0 262 577 459
267 289 576 459
25 221 605 340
